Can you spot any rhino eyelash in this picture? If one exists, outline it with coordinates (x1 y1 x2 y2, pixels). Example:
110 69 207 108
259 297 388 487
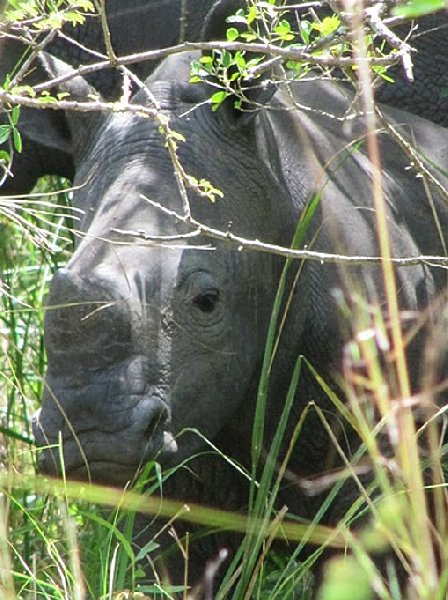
192 290 220 313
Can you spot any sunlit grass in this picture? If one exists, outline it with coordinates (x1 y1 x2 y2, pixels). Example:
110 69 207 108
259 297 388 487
3 170 447 599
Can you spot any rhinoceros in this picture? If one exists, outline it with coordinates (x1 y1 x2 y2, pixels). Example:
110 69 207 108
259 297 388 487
30 29 448 591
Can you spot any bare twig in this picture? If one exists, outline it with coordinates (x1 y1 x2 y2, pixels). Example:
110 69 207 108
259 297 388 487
375 105 448 206
93 0 117 66
111 195 448 268
8 29 59 89
364 2 414 81
29 39 405 95
0 88 157 118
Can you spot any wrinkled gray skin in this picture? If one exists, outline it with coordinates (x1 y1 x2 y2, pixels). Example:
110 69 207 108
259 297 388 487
0 0 217 194
32 46 448 589
375 12 448 125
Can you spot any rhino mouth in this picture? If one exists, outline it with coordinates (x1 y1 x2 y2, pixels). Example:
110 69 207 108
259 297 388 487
33 422 178 486
32 400 178 487
69 431 177 485
65 460 145 486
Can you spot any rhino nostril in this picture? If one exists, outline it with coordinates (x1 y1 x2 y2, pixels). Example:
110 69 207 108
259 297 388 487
143 405 168 441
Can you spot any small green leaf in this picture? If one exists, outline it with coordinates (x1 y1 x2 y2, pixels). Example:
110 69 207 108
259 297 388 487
227 14 248 25
65 11 86 25
394 0 445 17
312 15 340 36
299 20 311 44
77 0 95 11
274 20 294 42
11 85 36 97
319 556 373 600
11 105 20 125
134 539 160 562
0 125 11 145
226 27 239 41
211 90 228 110
221 50 233 68
234 52 247 69
169 130 186 143
13 128 22 153
247 5 258 24
241 31 258 42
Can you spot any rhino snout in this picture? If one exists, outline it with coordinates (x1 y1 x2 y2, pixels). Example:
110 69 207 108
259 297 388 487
32 390 178 484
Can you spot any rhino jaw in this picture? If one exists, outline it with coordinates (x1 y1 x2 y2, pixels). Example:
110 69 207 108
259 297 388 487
31 378 178 486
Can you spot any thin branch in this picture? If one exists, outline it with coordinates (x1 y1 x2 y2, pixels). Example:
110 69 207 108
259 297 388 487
375 105 448 207
93 0 117 66
8 29 59 89
0 88 158 118
30 39 405 94
364 2 414 81
110 195 448 268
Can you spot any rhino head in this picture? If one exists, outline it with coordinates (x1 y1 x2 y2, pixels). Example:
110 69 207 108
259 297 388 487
32 53 298 486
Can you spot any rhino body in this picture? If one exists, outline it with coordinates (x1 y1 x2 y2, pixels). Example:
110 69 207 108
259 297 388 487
31 46 448 589
2 0 448 197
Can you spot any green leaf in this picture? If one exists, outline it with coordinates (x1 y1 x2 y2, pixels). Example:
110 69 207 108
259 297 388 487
226 27 239 41
0 125 11 145
274 21 294 42
11 105 20 126
134 539 160 562
319 556 373 600
37 94 58 104
247 5 258 24
77 0 95 11
234 52 247 69
241 31 258 42
221 50 233 68
35 13 64 30
211 90 228 111
11 84 36 97
394 0 445 17
65 11 86 25
13 128 22 153
312 14 340 36
199 55 213 65
300 21 311 44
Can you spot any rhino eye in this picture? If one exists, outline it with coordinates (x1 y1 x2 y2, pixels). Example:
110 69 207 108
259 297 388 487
193 289 220 313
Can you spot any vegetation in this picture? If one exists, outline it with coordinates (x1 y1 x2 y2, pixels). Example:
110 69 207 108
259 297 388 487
1 0 448 598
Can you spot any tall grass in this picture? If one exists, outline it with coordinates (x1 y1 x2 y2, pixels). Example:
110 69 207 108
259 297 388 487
3 167 448 598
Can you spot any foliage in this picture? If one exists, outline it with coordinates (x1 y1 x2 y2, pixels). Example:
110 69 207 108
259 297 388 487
190 0 396 111
3 0 94 30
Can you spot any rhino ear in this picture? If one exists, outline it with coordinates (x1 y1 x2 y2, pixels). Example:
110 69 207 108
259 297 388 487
39 53 104 160
201 0 277 124
201 0 246 40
